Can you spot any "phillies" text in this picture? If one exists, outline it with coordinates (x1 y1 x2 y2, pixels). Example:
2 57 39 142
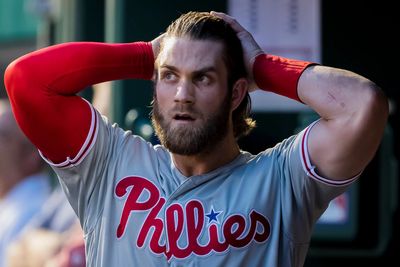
115 176 271 260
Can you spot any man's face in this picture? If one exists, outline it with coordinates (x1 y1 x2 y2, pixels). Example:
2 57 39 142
152 37 232 155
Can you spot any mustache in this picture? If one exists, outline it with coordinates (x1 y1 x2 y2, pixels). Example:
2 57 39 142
169 105 201 116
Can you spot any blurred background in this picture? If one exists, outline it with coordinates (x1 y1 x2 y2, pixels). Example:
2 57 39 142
0 0 398 266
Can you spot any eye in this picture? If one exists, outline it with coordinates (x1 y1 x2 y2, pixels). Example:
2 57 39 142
161 71 178 82
195 74 211 85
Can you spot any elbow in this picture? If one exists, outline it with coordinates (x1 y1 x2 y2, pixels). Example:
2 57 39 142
358 81 389 128
367 82 389 120
4 59 23 96
4 57 33 103
4 60 17 97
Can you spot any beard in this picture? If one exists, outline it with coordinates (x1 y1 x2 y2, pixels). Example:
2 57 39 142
151 95 231 156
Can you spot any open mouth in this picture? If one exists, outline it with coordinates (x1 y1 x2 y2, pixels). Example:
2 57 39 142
173 113 195 121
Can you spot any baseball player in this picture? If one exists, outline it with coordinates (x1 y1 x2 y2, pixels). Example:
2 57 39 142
4 11 388 267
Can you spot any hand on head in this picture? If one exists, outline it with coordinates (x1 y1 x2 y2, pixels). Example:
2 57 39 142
210 11 264 91
151 33 165 60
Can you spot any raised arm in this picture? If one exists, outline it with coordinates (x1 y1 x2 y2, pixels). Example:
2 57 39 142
4 41 154 163
297 65 388 179
211 11 389 181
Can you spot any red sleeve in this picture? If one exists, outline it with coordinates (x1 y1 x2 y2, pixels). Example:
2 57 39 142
4 41 154 163
253 54 314 102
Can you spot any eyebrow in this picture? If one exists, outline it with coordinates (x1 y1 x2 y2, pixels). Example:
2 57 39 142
159 64 217 75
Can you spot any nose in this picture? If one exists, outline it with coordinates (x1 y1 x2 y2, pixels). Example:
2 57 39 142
174 80 194 104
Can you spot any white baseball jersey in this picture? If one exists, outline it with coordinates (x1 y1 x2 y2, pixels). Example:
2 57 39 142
42 104 357 267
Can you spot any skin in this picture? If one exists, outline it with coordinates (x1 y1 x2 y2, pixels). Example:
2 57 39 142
154 37 247 177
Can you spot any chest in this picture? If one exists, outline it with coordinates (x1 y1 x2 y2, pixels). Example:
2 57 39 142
111 173 279 261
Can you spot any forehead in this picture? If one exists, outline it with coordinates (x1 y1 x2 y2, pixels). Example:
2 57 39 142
157 37 225 71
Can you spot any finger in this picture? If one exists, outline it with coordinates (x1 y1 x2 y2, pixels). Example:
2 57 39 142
210 11 237 26
151 33 165 57
210 11 246 33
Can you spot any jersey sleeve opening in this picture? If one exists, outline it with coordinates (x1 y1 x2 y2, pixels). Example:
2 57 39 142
299 120 361 187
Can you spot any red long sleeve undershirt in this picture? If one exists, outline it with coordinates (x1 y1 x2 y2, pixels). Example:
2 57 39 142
4 41 154 163
4 40 310 164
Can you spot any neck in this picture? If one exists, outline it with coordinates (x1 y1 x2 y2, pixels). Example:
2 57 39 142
171 133 240 177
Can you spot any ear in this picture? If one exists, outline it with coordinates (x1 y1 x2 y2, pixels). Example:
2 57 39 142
231 78 248 112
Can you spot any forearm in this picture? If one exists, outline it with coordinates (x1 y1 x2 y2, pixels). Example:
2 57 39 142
5 41 154 95
297 65 384 120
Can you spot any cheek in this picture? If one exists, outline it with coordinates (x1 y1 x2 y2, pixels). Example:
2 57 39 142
155 85 171 103
201 89 229 111
155 85 174 112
